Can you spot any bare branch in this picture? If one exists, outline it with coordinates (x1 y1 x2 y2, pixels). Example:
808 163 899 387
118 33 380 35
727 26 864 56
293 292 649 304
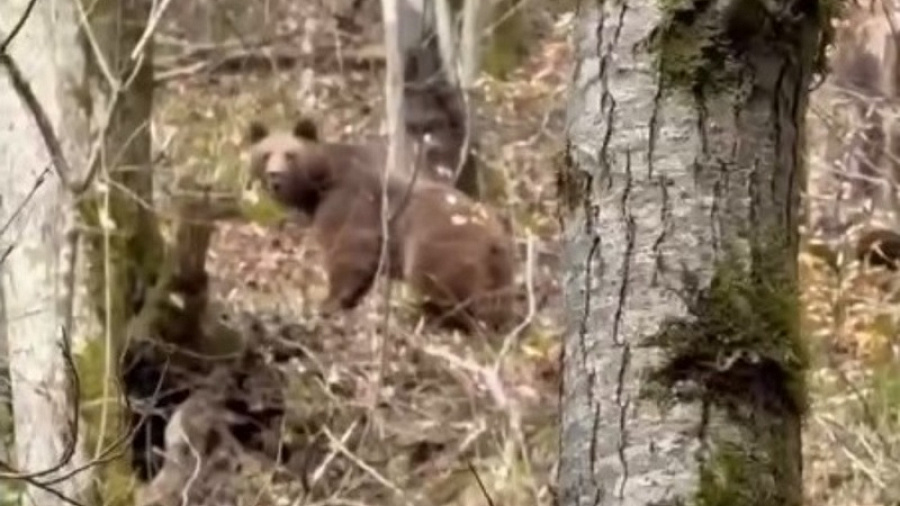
0 0 39 52
0 0 160 196
0 329 83 483
0 52 76 188
0 165 50 265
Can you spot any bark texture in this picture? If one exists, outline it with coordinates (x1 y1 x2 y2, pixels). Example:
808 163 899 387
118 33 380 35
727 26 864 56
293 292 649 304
0 1 90 504
560 1 820 504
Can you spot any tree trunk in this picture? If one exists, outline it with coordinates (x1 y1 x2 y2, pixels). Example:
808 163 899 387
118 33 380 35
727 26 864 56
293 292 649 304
458 0 483 88
382 0 410 181
0 1 91 504
559 2 821 505
434 0 459 85
72 0 163 501
392 0 482 198
0 287 10 464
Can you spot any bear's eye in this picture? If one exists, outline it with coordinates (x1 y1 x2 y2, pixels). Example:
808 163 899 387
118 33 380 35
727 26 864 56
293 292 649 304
284 152 298 163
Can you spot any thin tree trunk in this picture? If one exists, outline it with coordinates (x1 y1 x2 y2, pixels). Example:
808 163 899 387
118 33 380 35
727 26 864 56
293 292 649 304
559 2 821 505
434 0 459 85
389 0 482 197
458 0 483 88
0 1 90 504
382 0 411 174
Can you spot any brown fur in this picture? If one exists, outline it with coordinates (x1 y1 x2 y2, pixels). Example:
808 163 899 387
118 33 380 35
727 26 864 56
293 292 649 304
391 182 516 332
246 118 517 333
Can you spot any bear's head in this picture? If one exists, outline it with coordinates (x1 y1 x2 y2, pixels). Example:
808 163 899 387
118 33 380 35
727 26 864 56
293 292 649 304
246 118 330 214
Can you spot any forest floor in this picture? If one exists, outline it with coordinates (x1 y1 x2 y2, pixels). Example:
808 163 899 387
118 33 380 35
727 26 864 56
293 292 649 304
148 1 900 505
802 92 900 505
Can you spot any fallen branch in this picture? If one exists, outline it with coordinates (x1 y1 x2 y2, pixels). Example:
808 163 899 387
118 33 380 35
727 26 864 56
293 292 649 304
154 43 388 83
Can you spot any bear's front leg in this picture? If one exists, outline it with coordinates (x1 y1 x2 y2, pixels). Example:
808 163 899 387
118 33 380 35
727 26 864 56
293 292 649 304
319 252 381 316
312 188 387 317
316 228 386 317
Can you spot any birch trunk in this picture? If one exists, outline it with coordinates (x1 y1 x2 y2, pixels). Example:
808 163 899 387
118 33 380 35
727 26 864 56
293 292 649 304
559 1 821 504
434 0 459 85
385 0 481 197
458 0 483 88
381 0 410 179
0 1 91 504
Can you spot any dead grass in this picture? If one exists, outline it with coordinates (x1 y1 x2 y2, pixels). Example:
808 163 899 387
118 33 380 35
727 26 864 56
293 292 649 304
803 82 900 505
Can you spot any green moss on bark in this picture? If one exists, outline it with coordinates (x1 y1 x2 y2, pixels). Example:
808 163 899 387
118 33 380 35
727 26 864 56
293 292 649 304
73 0 162 502
641 241 807 416
640 237 806 506
74 339 136 506
650 0 839 93
556 145 591 219
695 442 773 506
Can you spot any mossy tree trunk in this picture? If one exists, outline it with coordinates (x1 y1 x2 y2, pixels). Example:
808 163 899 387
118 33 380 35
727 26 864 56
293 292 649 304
559 1 823 505
72 0 162 503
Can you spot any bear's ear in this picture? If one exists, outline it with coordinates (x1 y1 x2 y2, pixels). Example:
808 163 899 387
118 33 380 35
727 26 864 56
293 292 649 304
248 121 269 144
292 117 319 142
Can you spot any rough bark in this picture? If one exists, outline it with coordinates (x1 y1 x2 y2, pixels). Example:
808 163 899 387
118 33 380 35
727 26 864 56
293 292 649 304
0 1 92 504
559 1 820 505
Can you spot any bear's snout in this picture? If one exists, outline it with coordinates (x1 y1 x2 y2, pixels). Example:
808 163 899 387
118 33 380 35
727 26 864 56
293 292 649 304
263 170 288 195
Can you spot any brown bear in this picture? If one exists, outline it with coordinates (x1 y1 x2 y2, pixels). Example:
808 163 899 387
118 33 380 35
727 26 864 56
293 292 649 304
245 118 517 334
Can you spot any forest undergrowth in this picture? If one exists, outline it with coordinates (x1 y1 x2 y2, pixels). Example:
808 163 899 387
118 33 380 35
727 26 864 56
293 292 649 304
148 1 570 504
121 0 900 504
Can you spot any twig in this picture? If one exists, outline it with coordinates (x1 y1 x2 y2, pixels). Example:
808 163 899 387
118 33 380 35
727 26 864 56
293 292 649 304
0 0 39 52
480 0 535 42
71 0 117 89
0 329 84 483
321 427 413 504
0 165 51 263
467 461 496 506
494 231 536 373
421 342 541 503
310 418 360 487
131 0 177 60
0 52 76 188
